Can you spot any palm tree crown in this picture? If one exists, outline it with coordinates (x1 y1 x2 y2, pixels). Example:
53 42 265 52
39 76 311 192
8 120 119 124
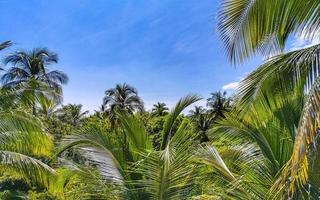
151 102 169 116
1 47 68 90
56 104 89 127
188 106 206 119
189 106 211 143
103 83 144 114
207 91 231 119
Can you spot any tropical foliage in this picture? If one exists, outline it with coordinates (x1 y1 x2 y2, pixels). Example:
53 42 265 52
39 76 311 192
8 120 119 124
0 0 320 199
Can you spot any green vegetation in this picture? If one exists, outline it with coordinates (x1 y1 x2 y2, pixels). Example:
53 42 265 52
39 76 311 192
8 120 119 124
0 0 319 199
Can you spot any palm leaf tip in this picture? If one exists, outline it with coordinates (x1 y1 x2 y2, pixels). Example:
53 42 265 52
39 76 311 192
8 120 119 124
160 94 201 150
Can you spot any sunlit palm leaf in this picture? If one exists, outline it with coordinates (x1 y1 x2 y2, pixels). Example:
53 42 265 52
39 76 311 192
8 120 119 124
57 131 124 184
0 111 53 156
118 111 152 152
0 151 55 189
0 111 55 190
134 119 197 200
160 94 201 150
274 76 320 197
194 144 235 182
193 141 273 199
236 44 319 110
218 0 320 64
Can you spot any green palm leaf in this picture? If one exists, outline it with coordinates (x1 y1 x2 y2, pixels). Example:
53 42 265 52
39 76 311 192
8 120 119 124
134 119 197 200
0 111 56 190
160 94 201 150
274 76 320 196
219 0 320 64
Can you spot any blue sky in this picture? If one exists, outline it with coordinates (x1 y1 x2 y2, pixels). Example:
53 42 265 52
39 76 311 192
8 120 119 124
0 0 262 111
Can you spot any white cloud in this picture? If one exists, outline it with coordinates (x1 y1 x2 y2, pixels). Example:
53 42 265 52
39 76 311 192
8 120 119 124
222 81 239 91
290 32 320 51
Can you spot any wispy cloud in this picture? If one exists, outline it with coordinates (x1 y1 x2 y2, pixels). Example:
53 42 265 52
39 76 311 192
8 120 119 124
222 81 239 90
221 73 249 91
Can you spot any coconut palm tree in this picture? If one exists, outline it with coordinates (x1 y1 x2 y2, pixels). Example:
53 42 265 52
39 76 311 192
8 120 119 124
151 102 169 117
103 83 144 127
1 48 68 115
103 83 144 114
189 106 211 143
188 106 206 119
56 95 201 199
218 0 320 197
56 104 89 127
207 91 231 120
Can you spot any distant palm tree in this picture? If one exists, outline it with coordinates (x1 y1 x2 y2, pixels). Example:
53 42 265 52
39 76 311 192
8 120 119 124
189 106 211 143
151 102 169 116
103 83 144 115
1 48 68 114
207 91 231 120
57 104 88 127
189 106 206 119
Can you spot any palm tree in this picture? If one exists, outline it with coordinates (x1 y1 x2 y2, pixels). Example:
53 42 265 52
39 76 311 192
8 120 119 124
189 106 211 143
151 102 169 116
1 48 68 115
188 106 206 118
56 95 201 199
218 0 320 197
103 83 144 113
56 104 89 127
205 89 303 198
207 91 231 120
103 83 144 126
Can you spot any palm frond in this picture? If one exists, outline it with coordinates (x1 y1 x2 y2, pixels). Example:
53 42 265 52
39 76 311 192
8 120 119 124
194 144 235 182
0 151 56 189
0 41 12 51
274 75 320 197
236 44 319 110
117 111 152 154
218 0 320 64
160 94 201 150
57 128 124 183
133 119 197 200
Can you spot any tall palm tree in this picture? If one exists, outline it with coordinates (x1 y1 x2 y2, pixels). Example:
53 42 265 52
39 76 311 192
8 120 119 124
1 48 68 115
207 91 231 120
151 102 169 116
218 0 320 197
